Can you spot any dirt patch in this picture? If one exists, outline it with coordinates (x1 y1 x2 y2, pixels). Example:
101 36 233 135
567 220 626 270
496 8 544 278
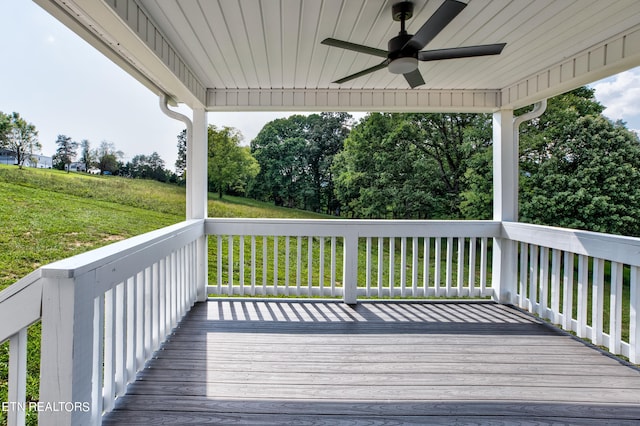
102 234 125 242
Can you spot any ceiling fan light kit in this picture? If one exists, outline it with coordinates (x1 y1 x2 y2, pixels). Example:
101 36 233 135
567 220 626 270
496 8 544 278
388 56 418 74
322 0 506 88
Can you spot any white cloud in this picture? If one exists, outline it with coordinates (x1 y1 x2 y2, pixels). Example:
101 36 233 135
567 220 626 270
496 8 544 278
45 35 55 44
592 69 640 123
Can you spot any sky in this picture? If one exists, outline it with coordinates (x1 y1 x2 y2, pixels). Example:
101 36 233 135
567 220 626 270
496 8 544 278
1 1 639 171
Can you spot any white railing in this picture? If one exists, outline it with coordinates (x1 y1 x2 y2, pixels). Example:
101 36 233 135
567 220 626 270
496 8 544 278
205 219 500 302
206 218 639 363
0 270 42 426
0 219 204 426
503 222 640 364
1 218 638 426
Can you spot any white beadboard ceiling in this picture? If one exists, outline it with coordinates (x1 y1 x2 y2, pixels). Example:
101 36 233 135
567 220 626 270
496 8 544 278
35 0 640 112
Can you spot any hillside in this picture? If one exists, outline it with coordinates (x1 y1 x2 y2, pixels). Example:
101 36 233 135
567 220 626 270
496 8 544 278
0 165 329 291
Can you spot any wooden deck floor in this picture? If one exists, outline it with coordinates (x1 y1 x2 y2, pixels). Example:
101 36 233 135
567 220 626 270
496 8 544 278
103 300 640 425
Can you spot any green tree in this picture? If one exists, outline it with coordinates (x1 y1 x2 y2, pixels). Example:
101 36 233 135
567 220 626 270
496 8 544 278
79 139 92 172
333 113 446 219
460 87 608 220
52 134 78 172
460 86 640 236
175 129 187 183
0 112 10 145
520 114 640 236
249 115 311 208
0 112 41 169
519 86 606 180
93 141 123 175
208 125 259 198
459 145 492 219
146 152 167 182
333 112 491 219
127 152 168 181
304 112 352 213
231 146 260 195
249 113 351 212
403 113 492 216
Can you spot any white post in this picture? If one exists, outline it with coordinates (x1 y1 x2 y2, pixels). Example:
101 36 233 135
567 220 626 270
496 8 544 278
159 97 208 302
188 108 208 220
190 108 209 302
39 273 95 425
7 329 27 426
492 108 517 303
343 233 359 304
493 108 517 223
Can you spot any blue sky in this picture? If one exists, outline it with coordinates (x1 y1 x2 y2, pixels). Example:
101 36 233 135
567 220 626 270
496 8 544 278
1 1 639 171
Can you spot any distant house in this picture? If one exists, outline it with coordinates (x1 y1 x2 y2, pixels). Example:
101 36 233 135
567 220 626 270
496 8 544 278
0 149 52 168
66 162 87 172
0 149 16 166
28 154 53 169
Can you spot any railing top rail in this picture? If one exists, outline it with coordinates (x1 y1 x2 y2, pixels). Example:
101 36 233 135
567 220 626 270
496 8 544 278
0 269 43 343
0 268 41 304
41 219 204 279
205 218 502 238
502 221 640 266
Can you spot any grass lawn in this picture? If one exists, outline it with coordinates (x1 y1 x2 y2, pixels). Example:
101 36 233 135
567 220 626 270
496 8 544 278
0 165 327 425
0 166 185 425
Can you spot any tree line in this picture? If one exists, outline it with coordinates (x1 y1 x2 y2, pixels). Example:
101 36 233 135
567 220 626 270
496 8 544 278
53 136 181 182
4 86 640 237
0 111 40 168
0 110 181 182
214 87 640 236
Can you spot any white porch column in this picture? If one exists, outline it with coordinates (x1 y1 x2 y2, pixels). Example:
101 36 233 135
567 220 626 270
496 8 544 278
190 108 209 301
492 108 518 303
493 108 517 222
188 108 208 220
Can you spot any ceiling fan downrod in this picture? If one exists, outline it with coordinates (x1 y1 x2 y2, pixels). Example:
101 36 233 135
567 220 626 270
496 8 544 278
388 1 418 74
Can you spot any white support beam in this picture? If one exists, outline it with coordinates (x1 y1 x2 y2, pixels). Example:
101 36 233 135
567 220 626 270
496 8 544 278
189 108 208 220
190 108 208 301
492 109 517 303
493 109 517 222
158 99 207 300
207 88 500 112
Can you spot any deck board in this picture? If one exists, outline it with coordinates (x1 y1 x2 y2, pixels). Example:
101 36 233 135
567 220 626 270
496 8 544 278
103 300 640 425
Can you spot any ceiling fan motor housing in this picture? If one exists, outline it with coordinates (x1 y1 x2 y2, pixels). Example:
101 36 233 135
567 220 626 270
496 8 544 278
388 33 413 56
388 33 418 74
388 2 418 74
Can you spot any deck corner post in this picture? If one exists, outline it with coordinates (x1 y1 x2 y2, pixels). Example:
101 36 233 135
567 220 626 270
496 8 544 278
343 232 359 304
39 272 95 425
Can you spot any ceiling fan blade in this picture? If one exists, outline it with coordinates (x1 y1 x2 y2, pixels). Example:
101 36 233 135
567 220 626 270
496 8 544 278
402 0 466 53
333 60 389 84
403 69 425 88
418 43 506 61
321 38 388 58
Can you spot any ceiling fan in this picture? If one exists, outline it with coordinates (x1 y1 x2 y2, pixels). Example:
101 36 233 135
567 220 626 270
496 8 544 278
322 0 506 88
